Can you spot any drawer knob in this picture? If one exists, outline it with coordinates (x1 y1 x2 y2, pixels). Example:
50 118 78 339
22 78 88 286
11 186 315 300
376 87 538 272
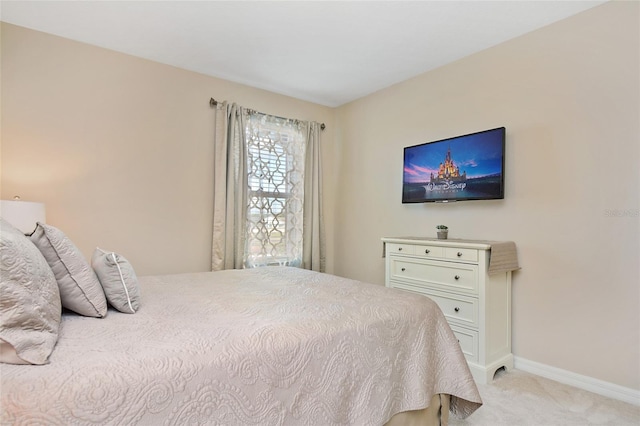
454 307 460 312
398 247 403 251
425 249 430 254
454 275 460 280
401 267 406 272
457 252 463 257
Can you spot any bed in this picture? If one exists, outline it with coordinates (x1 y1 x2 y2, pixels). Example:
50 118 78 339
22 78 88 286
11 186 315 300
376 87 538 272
0 221 481 425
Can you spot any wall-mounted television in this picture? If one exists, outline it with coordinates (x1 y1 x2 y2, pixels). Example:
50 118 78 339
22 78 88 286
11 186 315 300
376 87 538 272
402 127 505 203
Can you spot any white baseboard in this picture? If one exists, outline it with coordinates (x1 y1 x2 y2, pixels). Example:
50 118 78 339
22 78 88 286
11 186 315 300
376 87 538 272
513 356 640 406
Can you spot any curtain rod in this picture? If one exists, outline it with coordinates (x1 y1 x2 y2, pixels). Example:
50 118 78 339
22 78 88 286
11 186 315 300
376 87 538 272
210 98 325 131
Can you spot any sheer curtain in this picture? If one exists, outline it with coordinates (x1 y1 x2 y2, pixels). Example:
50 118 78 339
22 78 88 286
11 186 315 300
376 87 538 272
211 103 325 272
244 114 306 268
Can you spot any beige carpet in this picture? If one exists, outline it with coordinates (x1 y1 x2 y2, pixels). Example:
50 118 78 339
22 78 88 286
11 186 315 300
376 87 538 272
449 369 640 426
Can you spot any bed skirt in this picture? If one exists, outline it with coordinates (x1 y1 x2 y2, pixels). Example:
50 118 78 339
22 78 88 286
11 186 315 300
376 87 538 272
385 394 450 426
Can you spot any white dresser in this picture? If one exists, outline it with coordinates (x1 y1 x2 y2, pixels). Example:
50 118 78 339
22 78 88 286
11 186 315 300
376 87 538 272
382 237 515 384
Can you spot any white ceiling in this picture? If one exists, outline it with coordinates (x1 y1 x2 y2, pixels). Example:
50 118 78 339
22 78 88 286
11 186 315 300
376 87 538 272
1 0 607 107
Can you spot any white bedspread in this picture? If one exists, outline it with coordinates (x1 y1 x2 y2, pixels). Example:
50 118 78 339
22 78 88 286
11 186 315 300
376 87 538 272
0 267 481 425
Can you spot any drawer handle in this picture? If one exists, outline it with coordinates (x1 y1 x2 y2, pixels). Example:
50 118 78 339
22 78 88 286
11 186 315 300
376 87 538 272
457 252 463 257
425 249 430 254
454 307 460 312
398 247 403 251
454 275 460 280
401 267 406 272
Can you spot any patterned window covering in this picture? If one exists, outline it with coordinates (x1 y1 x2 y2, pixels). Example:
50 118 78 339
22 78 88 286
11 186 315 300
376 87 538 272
244 113 306 268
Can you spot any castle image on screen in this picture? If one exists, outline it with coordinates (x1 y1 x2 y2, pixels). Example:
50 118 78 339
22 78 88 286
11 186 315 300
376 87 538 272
431 147 466 183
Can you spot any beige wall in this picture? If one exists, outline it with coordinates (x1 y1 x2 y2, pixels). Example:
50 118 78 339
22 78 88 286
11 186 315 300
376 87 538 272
1 2 638 391
334 1 639 390
0 23 337 276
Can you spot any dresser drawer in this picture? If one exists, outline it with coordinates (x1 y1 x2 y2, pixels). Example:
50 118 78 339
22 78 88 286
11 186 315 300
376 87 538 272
388 257 478 294
450 325 478 363
444 247 478 262
386 243 415 256
389 282 479 328
423 290 479 328
413 245 444 259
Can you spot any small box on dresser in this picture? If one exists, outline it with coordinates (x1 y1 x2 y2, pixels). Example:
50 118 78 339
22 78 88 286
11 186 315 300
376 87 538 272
382 237 516 385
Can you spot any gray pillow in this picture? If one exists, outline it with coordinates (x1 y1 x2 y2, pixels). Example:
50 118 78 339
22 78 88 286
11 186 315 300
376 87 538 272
0 218 61 364
30 223 107 318
92 248 140 314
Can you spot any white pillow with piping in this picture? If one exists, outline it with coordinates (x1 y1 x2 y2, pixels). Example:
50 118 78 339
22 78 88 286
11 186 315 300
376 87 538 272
91 248 140 314
30 223 107 318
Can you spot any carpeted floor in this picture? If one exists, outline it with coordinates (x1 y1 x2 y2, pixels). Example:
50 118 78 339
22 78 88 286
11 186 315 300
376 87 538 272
449 369 640 426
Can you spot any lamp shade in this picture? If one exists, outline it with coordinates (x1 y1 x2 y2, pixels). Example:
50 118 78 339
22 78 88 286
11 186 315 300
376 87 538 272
0 200 46 234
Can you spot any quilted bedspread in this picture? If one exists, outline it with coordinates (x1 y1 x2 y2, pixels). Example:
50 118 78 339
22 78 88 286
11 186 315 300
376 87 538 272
0 267 481 425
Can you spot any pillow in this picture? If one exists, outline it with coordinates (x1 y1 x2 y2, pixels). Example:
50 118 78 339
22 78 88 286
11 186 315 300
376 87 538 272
92 248 140 314
0 218 61 364
30 222 107 318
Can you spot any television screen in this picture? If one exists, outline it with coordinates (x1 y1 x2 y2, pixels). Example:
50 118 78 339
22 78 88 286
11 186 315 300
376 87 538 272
402 127 505 203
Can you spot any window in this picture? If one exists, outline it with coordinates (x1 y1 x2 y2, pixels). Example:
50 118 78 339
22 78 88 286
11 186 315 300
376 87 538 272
244 114 306 268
